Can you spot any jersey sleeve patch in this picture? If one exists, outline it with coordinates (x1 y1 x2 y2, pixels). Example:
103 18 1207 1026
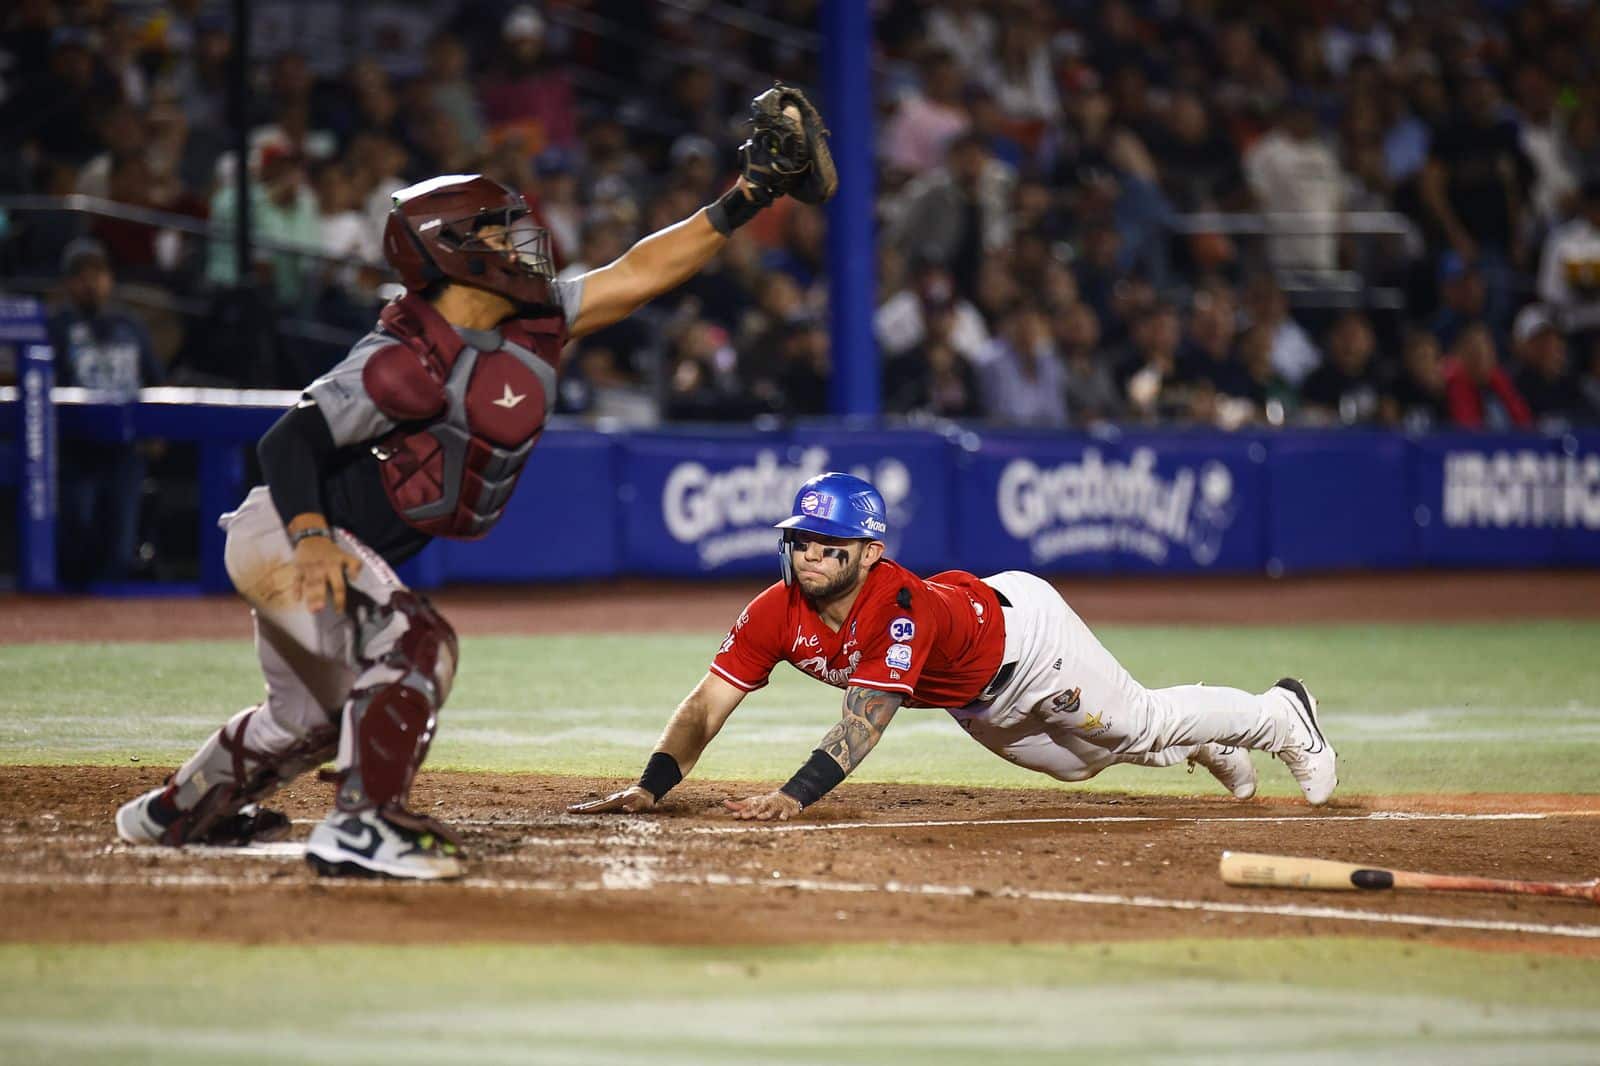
302 333 403 447
847 583 937 695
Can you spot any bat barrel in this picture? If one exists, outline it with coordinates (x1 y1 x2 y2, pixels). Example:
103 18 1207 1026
1219 851 1391 892
1221 852 1600 906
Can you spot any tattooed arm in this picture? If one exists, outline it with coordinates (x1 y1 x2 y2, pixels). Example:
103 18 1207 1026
724 686 906 821
820 686 905 774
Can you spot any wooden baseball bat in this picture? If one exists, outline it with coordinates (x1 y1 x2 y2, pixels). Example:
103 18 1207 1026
1219 851 1600 906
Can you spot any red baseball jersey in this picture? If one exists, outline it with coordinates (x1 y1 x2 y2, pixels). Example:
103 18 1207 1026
710 558 1006 708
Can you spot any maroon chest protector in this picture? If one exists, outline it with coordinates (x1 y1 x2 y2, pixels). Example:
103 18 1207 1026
363 295 564 539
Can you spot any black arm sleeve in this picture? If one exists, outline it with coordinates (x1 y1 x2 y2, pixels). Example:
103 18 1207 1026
256 401 338 528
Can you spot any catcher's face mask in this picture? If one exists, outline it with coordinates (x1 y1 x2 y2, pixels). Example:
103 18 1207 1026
455 212 555 282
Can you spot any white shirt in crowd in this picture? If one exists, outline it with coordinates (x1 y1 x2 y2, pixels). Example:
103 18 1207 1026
1269 318 1323 387
1538 215 1600 333
924 7 998 79
1243 130 1345 272
875 291 992 366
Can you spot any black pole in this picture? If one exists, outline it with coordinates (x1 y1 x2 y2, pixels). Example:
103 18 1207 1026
229 0 251 288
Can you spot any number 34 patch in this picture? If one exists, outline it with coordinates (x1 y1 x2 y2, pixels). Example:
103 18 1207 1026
889 616 915 642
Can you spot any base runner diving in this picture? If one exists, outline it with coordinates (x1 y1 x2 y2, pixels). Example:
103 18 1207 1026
115 85 839 878
572 472 1337 821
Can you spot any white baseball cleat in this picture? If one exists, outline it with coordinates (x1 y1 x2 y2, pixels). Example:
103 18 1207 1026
1273 678 1337 806
116 787 174 844
1187 743 1258 799
304 809 465 880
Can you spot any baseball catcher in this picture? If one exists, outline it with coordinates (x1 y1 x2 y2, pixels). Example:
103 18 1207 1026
116 85 838 878
572 472 1337 822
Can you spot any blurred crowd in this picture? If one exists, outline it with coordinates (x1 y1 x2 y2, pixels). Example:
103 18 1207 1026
3 0 1600 431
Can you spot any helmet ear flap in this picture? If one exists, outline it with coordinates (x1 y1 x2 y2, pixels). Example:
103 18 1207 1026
778 532 795 586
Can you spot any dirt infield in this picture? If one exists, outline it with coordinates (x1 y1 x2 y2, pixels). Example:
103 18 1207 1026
4 766 1598 955
5 572 1599 955
7 570 1600 644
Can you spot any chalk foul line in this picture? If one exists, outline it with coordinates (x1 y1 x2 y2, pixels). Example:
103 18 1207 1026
684 811 1564 835
0 868 1596 941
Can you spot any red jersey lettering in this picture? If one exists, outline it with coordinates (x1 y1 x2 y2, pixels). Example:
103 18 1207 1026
710 559 1005 708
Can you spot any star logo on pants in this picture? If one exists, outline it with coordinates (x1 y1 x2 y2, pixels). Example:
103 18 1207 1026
1082 710 1104 731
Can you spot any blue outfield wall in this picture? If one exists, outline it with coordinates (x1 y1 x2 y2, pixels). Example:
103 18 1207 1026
4 396 1599 590
398 425 1599 587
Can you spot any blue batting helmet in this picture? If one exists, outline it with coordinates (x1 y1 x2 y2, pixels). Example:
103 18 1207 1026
775 472 887 585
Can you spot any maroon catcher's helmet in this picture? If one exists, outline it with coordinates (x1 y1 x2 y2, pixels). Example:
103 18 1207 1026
382 174 556 312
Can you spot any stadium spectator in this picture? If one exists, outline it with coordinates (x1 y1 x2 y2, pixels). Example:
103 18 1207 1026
876 258 990 367
1384 330 1449 432
768 316 832 416
1510 305 1577 430
1118 302 1184 422
922 0 995 83
882 294 982 420
1178 286 1251 400
1242 274 1320 387
1299 311 1383 425
205 148 323 308
1420 68 1532 327
421 32 487 150
1430 253 1494 351
1150 92 1247 214
1580 342 1600 426
1236 322 1295 424
1514 63 1578 227
978 18 1061 132
664 319 750 422
1243 98 1346 274
1055 302 1122 424
0 0 1595 428
978 304 1066 427
479 4 578 154
883 132 1013 300
1443 322 1533 431
161 11 231 135
882 47 970 178
47 238 163 586
1538 177 1600 345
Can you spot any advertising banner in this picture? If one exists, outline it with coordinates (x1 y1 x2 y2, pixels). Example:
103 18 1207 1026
619 432 806 576
1412 433 1579 567
1266 431 1417 572
954 432 1265 575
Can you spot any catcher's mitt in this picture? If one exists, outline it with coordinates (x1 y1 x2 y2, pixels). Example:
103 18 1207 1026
741 82 838 206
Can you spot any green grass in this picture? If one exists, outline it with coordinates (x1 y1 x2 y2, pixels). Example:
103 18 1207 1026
4 622 1597 796
5 622 1600 1063
1 940 1597 1065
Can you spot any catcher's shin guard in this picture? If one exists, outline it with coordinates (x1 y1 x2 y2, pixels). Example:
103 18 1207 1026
329 590 458 816
159 706 339 845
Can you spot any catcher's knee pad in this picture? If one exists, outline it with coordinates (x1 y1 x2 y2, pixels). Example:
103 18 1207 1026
355 589 459 701
335 591 457 812
167 705 338 844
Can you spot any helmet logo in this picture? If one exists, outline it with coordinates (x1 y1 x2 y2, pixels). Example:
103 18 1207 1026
799 491 832 518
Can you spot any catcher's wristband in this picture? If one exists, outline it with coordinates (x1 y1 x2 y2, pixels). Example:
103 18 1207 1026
288 526 334 547
779 749 846 808
638 751 684 801
705 186 767 237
